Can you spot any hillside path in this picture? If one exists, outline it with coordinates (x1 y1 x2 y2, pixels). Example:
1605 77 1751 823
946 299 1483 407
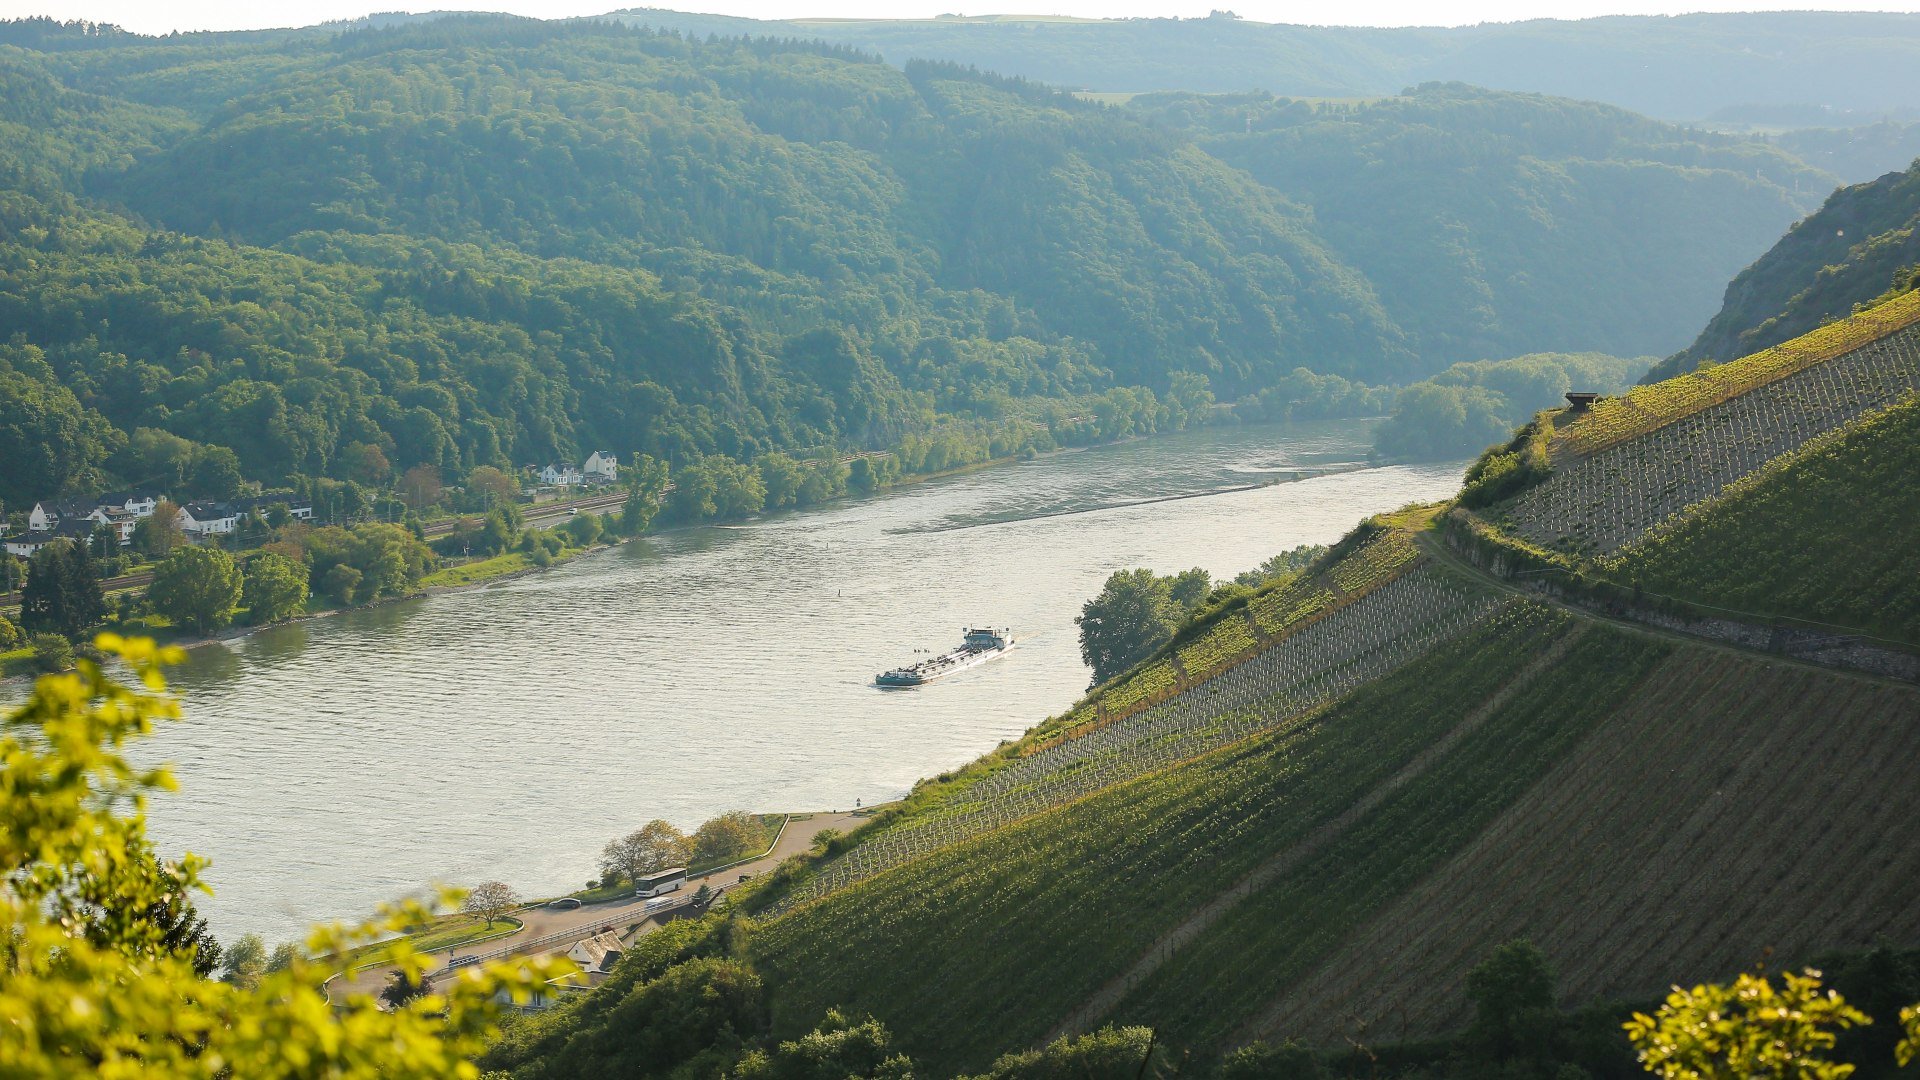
1045 622 1581 1042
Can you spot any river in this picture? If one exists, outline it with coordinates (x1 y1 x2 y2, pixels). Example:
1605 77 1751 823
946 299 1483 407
122 420 1464 942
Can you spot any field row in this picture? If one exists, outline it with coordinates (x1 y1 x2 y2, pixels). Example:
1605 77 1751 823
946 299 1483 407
1259 649 1920 1044
1499 322 1920 554
770 566 1500 914
1554 288 1920 458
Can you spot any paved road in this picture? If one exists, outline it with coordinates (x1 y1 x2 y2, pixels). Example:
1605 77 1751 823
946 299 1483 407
327 810 864 1002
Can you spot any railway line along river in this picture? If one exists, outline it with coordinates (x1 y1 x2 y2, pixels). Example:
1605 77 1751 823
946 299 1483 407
105 420 1465 941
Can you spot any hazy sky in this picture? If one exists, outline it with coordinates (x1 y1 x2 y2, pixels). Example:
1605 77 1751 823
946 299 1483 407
5 0 1920 35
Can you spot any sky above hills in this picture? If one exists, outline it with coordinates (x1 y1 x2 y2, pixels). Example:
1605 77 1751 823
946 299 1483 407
5 0 1920 34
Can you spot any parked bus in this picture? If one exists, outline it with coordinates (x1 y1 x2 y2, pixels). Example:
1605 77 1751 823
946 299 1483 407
635 867 687 898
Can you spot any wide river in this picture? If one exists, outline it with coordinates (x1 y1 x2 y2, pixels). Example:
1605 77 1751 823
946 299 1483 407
125 420 1463 942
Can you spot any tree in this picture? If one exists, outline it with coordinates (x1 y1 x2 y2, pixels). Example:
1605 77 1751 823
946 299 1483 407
1235 544 1325 587
381 968 435 1011
733 1009 914 1080
1219 1039 1323 1080
134 500 187 558
465 465 519 510
83 858 226 979
188 445 245 500
149 546 244 636
0 614 20 651
1625 968 1872 1080
243 552 309 625
601 820 691 886
692 811 761 867
320 563 363 606
1167 567 1211 611
222 932 267 990
20 539 105 640
617 453 669 535
1466 939 1558 1060
265 941 299 974
342 441 392 486
400 464 443 510
462 880 520 927
1076 568 1180 686
969 1025 1163 1080
563 511 603 547
30 632 74 673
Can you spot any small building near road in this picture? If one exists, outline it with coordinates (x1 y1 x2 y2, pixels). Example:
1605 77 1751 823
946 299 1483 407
582 451 618 484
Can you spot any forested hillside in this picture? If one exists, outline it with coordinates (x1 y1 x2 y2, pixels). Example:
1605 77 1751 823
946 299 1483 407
0 17 1403 507
616 8 1920 126
1653 158 1920 379
1125 84 1822 367
0 15 1861 506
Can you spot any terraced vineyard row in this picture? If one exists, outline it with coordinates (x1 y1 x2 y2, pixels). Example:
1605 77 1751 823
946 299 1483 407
770 566 1501 914
1500 322 1920 554
1556 288 1920 458
1251 649 1920 1044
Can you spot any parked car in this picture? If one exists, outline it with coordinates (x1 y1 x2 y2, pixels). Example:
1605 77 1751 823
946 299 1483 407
546 897 582 910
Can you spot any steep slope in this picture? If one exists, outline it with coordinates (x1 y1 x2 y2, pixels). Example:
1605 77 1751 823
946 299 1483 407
1655 159 1920 378
1126 84 1825 366
727 294 1920 1071
483 295 1920 1078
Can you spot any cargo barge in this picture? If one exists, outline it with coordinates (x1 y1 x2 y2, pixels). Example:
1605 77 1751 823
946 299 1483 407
875 627 1015 687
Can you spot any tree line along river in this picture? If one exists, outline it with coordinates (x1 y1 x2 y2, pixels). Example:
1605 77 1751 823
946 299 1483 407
69 420 1465 942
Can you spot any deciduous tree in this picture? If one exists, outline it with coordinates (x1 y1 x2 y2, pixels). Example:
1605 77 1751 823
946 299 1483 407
1076 568 1180 686
149 545 244 635
692 811 761 867
601 820 692 885
463 880 520 927
242 551 309 625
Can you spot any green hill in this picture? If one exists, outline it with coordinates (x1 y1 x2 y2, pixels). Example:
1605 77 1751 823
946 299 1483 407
483 276 1920 1079
1124 84 1825 368
1653 158 1920 380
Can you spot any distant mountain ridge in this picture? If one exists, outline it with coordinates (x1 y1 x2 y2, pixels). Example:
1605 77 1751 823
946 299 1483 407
611 8 1920 126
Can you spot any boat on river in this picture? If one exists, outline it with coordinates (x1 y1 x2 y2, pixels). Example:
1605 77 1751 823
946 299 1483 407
875 627 1015 687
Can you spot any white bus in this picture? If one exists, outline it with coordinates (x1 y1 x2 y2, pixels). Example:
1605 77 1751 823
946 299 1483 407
635 867 687 898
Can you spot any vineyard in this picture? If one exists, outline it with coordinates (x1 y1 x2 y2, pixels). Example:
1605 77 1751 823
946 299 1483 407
1100 624 1672 1049
1552 288 1920 459
1602 397 1920 645
749 604 1593 1070
1248 648 1920 1045
1497 318 1920 554
769 564 1500 913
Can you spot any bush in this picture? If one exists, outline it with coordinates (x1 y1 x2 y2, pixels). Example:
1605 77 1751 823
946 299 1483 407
30 632 73 672
0 614 20 650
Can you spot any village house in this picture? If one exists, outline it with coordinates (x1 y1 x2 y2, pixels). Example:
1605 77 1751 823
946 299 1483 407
178 501 241 538
582 451 618 484
538 463 585 487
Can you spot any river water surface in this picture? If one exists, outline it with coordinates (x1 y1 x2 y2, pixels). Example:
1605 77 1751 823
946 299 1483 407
124 421 1463 941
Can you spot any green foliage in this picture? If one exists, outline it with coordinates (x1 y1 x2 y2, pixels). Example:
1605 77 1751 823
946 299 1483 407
1375 353 1651 462
241 551 309 625
1466 941 1559 1061
734 1009 915 1080
1076 568 1185 686
19 538 104 639
693 810 765 868
1625 969 1871 1080
148 545 243 635
562 512 603 548
1458 416 1554 509
0 614 20 651
28 631 74 673
1604 397 1920 643
0 342 117 507
963 1026 1162 1080
1233 544 1327 588
1219 1039 1324 1080
0 634 568 1075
